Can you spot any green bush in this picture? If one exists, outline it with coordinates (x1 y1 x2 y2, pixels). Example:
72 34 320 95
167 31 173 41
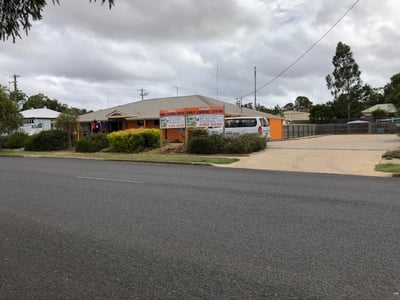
6 132 30 149
75 134 109 153
0 136 8 149
187 133 266 154
187 135 224 154
107 128 160 153
24 130 68 151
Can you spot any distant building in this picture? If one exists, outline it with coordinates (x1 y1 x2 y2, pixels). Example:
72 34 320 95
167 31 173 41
361 103 398 117
283 110 310 123
20 107 60 135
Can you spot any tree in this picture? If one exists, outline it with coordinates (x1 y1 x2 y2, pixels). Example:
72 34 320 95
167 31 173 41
326 42 362 120
0 86 23 134
283 102 294 111
22 93 88 114
55 110 79 148
294 96 313 111
0 0 114 42
383 73 400 109
359 84 384 109
309 104 335 124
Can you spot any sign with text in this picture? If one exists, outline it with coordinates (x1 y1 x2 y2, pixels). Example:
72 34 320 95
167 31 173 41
159 108 186 129
160 106 225 129
186 106 225 128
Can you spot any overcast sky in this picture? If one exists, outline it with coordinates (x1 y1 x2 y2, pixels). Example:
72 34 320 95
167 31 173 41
0 0 399 111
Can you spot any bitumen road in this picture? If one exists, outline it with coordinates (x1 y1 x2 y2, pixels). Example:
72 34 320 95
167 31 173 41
1 157 400 299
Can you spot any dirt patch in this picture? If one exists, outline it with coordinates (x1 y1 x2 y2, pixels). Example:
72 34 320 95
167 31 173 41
147 143 186 154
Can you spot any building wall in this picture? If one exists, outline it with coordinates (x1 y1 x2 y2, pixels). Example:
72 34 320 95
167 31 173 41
20 118 54 135
268 118 284 140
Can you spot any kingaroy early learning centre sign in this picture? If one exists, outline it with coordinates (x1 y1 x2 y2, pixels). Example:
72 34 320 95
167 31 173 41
159 106 225 129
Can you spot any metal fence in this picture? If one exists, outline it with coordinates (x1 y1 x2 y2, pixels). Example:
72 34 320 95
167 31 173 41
284 120 400 139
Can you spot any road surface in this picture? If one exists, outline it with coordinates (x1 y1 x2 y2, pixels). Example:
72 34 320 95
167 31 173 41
1 157 399 299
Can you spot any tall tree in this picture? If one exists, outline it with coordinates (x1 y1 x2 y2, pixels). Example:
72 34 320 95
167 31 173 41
326 42 362 120
383 73 400 109
0 0 114 42
283 102 294 111
294 96 313 111
0 86 23 134
55 110 79 148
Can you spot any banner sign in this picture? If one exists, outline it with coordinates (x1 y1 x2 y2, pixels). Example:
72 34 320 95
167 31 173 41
159 108 186 129
186 106 224 128
160 106 224 129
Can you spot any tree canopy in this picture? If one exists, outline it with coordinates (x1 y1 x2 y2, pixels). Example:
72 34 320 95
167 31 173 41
0 0 114 42
0 86 23 134
383 73 400 109
294 96 313 111
326 42 362 120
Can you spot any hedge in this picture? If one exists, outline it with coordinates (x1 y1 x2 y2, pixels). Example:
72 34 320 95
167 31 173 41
187 133 266 154
24 130 68 151
75 134 109 153
107 128 160 153
5 132 30 149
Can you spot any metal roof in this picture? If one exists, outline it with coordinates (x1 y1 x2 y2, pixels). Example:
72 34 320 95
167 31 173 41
20 107 60 119
361 103 398 114
79 95 283 122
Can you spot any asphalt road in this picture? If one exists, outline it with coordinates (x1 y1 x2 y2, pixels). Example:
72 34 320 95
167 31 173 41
1 157 399 299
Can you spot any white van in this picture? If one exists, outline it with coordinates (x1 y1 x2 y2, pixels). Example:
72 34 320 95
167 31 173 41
224 116 270 139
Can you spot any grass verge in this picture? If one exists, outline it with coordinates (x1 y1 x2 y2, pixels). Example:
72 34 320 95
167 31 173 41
375 163 400 173
0 149 239 165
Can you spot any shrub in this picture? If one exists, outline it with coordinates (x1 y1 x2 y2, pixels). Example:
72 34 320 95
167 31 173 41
187 135 224 154
107 128 160 153
187 133 266 154
75 134 109 153
6 132 30 149
24 130 68 151
0 135 8 149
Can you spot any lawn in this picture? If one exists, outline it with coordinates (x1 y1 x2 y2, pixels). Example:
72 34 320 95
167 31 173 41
0 149 240 165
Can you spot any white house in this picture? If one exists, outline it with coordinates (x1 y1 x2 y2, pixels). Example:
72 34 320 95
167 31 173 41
19 107 60 135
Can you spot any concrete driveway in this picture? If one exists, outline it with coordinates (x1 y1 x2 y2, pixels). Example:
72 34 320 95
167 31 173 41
223 134 400 177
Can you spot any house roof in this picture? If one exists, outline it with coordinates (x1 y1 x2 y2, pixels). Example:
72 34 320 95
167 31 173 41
361 103 398 114
20 107 60 119
79 95 283 122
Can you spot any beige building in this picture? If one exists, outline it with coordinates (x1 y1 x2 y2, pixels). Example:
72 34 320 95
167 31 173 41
79 95 285 141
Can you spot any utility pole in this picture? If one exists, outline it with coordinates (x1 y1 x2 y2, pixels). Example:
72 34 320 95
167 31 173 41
172 86 179 96
9 74 20 104
139 89 148 100
254 66 257 110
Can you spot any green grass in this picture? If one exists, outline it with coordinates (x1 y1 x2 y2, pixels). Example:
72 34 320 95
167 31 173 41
382 150 400 160
375 163 400 173
0 149 239 165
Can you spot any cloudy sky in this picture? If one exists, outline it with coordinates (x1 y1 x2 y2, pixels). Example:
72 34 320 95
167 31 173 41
0 0 399 111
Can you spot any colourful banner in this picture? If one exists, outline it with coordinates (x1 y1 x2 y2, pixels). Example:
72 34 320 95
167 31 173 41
159 108 186 129
159 106 225 129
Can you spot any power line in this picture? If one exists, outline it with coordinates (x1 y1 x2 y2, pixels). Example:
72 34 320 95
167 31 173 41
238 0 361 99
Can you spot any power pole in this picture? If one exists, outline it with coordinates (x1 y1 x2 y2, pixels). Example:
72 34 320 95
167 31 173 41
9 74 20 104
139 89 148 100
254 66 257 110
172 86 179 96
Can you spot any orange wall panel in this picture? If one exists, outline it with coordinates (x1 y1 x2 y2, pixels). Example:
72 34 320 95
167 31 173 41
268 118 284 140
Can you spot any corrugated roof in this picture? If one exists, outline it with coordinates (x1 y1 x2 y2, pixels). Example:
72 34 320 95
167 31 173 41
362 103 398 113
20 107 60 119
79 95 283 122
